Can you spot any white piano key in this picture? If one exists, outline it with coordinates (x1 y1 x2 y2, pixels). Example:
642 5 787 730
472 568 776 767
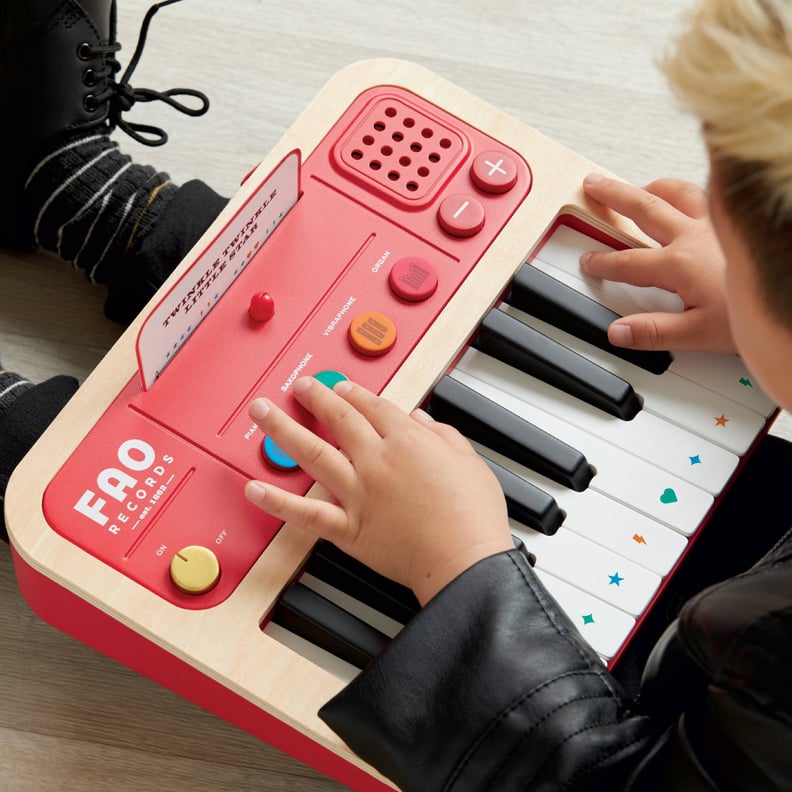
532 224 775 418
670 350 775 417
451 363 713 535
502 305 766 455
459 343 738 495
511 522 661 617
557 494 687 579
534 224 683 315
474 442 688 576
534 569 635 660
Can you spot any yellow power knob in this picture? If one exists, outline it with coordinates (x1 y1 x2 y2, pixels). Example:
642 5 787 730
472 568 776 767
169 546 221 594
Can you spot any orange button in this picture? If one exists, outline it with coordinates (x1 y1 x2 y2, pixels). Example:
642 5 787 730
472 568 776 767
348 311 397 357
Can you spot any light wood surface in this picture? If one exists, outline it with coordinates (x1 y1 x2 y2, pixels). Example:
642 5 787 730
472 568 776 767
2 2 788 790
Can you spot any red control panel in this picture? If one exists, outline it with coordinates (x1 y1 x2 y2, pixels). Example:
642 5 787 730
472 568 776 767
42 86 532 608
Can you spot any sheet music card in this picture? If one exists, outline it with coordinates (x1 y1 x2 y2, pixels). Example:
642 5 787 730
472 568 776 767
135 150 301 390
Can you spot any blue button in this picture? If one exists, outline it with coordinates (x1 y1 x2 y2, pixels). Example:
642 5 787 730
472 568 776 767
262 435 299 471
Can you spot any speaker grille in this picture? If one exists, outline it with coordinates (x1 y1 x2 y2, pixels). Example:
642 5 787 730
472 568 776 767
334 96 467 205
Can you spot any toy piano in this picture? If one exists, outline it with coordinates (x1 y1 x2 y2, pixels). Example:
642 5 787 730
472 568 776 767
5 59 776 791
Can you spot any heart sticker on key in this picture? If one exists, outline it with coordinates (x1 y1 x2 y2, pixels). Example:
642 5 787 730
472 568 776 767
660 488 678 504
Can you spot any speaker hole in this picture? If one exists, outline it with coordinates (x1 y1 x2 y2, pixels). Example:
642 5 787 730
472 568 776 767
381 145 393 156
410 142 422 152
373 121 386 131
406 181 419 191
428 152 441 163
351 150 364 160
399 156 411 166
421 128 434 138
417 166 429 177
387 171 400 181
362 135 375 146
392 131 404 142
403 117 415 128
439 138 452 149
370 160 382 170
385 107 397 117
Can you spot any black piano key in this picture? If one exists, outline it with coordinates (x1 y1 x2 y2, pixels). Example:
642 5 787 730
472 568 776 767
305 540 420 625
272 581 389 669
429 375 594 492
480 454 565 535
506 263 673 375
473 307 642 420
281 535 536 670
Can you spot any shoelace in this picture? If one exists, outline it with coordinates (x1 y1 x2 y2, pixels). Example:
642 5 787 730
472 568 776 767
85 0 209 146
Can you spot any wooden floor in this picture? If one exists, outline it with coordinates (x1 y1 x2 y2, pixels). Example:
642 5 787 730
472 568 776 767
2 1 789 789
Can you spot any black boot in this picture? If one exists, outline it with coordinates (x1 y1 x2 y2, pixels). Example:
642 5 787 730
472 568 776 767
0 0 209 251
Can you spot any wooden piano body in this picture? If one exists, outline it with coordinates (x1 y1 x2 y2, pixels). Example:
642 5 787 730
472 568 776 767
4 60 774 791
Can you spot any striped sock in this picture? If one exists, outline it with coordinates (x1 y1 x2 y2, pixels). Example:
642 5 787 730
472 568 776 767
0 368 34 415
24 133 177 289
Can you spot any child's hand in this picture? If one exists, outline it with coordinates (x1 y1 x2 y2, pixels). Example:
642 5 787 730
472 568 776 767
244 377 513 605
581 174 737 355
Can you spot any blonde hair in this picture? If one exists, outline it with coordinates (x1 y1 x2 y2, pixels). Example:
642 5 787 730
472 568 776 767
662 0 792 323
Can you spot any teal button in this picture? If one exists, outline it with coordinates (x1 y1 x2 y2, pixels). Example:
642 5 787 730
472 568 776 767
262 435 299 471
314 369 349 389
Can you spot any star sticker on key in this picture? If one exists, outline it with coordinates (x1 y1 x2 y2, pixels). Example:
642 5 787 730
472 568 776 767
714 414 730 427
582 614 595 625
689 454 702 465
608 572 624 587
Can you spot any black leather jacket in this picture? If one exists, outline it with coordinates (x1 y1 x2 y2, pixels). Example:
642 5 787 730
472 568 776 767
319 528 792 791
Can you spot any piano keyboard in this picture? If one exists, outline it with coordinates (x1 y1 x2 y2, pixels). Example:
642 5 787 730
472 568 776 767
11 61 784 791
265 222 776 681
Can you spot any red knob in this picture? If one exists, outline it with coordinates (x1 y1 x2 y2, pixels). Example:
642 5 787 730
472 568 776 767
249 291 275 322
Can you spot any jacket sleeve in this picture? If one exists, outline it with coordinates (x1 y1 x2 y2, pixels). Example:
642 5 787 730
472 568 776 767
318 549 661 791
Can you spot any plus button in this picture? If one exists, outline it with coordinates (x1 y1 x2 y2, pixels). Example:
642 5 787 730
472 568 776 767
470 150 521 194
485 158 507 177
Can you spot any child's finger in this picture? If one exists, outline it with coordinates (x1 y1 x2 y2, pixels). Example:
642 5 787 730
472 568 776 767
580 245 683 293
644 178 708 219
583 173 684 245
248 397 355 495
244 480 349 542
608 308 723 352
329 378 415 438
289 377 382 451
